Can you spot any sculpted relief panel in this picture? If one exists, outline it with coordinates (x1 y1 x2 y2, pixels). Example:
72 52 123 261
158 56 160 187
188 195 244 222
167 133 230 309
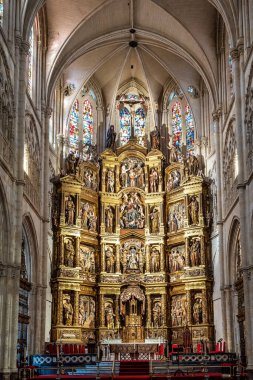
167 202 185 233
169 245 186 272
79 295 95 328
120 192 145 229
120 157 145 189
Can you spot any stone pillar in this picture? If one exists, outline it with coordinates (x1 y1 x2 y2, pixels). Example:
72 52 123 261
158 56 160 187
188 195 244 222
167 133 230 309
231 48 253 369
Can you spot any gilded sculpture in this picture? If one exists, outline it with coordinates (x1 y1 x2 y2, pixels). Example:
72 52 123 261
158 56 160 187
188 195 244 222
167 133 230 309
65 195 75 225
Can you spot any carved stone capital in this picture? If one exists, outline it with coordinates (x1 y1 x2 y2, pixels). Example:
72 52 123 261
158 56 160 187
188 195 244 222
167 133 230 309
230 48 239 61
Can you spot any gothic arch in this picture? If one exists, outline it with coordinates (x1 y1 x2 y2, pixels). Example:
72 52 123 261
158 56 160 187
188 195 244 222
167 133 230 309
22 213 40 284
0 178 10 265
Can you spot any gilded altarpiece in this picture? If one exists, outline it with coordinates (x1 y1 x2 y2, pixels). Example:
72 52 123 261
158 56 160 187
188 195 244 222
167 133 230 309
51 142 213 348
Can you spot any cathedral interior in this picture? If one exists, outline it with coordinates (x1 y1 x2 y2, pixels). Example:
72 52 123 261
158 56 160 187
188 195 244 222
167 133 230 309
0 0 253 379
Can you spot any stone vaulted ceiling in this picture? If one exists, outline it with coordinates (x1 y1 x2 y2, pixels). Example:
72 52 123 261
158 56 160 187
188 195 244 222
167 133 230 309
45 0 221 111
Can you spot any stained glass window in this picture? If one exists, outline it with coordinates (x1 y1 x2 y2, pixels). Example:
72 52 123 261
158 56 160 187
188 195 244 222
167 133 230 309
185 104 194 152
83 99 94 145
171 102 182 150
69 99 79 150
134 108 145 146
120 107 131 145
27 26 34 96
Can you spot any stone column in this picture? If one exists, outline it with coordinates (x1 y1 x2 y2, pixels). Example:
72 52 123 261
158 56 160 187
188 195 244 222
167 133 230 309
75 237 80 267
57 290 63 325
185 238 190 267
186 291 192 325
212 109 226 340
147 295 151 327
231 48 253 369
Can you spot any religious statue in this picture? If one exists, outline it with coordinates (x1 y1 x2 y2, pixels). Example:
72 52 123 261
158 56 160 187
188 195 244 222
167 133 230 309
171 295 187 327
169 245 185 272
189 238 201 266
188 195 199 225
80 246 95 273
167 202 185 233
65 196 75 225
105 246 115 273
106 168 115 192
80 202 97 231
188 154 199 176
120 158 145 189
63 295 73 326
193 297 203 324
105 206 114 233
88 206 97 232
106 125 117 150
169 145 178 163
83 169 98 190
120 192 145 229
105 303 115 329
150 247 160 272
150 206 160 233
79 296 95 327
167 170 181 191
127 246 139 270
65 151 78 175
150 126 160 150
149 167 159 192
64 239 75 267
153 301 162 327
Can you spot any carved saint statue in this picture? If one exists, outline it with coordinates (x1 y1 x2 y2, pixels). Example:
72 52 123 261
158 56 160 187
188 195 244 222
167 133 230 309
188 195 199 225
64 239 75 267
105 246 115 273
106 125 117 150
150 247 160 272
150 126 160 150
149 167 159 192
105 303 115 329
189 239 201 266
65 151 78 175
150 207 160 233
65 196 75 225
63 296 73 326
106 169 115 192
153 301 162 327
193 297 203 324
105 206 114 233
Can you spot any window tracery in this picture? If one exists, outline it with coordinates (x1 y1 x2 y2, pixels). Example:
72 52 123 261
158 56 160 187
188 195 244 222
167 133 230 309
168 94 195 154
27 26 34 96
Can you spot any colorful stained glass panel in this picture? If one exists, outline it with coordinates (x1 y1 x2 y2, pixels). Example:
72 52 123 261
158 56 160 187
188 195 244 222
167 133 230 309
69 99 79 150
134 107 145 146
172 102 182 150
120 107 131 145
83 99 94 145
185 104 194 152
